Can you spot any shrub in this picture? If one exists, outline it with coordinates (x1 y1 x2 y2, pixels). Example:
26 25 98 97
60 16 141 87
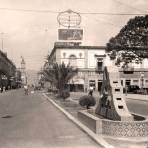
47 88 52 92
79 95 96 109
60 89 70 100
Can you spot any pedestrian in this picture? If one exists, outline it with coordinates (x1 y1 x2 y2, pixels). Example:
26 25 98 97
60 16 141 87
3 86 5 92
1 87 3 93
88 86 94 96
24 85 28 95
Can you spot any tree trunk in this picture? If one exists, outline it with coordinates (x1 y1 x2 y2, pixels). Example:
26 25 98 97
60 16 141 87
86 105 90 109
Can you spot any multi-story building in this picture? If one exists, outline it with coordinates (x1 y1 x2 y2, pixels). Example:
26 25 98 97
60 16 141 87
0 50 16 90
120 68 148 91
47 10 148 93
48 42 112 91
48 42 148 92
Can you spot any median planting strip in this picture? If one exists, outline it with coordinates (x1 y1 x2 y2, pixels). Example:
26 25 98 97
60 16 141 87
43 93 114 148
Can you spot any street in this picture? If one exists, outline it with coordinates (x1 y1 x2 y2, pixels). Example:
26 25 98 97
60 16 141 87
126 99 148 116
0 89 99 148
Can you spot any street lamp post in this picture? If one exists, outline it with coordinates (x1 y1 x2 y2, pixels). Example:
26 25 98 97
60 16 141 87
140 72 144 94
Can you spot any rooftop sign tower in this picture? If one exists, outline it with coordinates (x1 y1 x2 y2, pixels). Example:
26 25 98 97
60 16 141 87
57 9 83 45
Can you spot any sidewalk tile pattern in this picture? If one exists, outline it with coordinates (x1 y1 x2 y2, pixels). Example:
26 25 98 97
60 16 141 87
102 120 148 137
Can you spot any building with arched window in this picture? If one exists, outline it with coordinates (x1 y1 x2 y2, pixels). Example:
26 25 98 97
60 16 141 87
48 42 148 93
48 42 108 92
69 54 77 67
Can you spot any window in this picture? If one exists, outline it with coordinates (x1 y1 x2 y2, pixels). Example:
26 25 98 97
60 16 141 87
121 80 123 86
126 80 131 86
69 54 77 67
63 52 66 58
97 58 103 71
133 80 138 83
79 52 82 58
145 79 148 83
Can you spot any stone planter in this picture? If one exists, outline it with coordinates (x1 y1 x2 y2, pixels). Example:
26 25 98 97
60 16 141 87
78 110 148 137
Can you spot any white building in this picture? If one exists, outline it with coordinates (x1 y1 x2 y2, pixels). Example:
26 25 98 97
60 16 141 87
47 9 148 92
48 42 148 92
48 42 110 91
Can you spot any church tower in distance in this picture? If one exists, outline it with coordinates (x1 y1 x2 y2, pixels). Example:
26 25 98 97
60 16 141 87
21 56 27 85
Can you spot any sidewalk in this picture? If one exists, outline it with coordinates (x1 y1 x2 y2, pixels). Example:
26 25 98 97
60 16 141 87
126 94 148 101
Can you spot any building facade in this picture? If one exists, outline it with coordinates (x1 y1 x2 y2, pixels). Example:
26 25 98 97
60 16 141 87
0 50 16 90
48 42 148 92
48 42 112 91
120 68 148 90
46 9 148 93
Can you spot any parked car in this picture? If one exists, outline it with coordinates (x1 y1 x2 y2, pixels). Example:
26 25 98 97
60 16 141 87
127 85 140 94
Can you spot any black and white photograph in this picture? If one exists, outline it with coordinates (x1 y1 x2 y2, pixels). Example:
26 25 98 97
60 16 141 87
0 0 148 148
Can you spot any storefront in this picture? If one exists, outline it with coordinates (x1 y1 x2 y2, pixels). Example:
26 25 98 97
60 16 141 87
69 78 84 92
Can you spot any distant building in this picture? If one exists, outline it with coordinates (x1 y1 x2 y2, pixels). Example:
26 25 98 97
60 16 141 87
15 69 22 88
20 57 27 85
0 50 16 89
120 68 148 91
26 70 39 86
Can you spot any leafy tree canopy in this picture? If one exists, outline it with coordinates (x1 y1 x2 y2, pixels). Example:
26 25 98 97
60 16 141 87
107 15 148 66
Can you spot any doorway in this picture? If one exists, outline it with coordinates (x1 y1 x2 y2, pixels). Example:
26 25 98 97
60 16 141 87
125 80 131 86
98 80 102 91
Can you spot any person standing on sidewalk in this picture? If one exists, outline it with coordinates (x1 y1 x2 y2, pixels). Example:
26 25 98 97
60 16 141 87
88 86 94 96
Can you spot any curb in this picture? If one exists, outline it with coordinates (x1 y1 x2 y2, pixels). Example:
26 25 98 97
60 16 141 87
42 93 114 148
103 135 148 142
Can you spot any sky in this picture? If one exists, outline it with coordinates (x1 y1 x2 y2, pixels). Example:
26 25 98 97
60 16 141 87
0 0 148 71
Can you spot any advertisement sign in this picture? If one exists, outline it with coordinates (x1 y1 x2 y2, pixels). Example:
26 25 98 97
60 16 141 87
58 29 83 40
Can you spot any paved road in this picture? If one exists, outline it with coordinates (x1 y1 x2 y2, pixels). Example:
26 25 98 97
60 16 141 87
0 89 99 148
126 99 148 116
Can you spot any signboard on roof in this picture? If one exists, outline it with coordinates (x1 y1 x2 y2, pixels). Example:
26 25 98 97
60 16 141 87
58 29 83 40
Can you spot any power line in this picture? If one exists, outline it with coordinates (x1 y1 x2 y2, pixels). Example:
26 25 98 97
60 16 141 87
113 0 148 14
83 15 121 29
80 12 146 16
0 7 147 16
0 7 58 13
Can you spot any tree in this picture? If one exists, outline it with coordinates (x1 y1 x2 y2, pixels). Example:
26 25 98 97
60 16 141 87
43 61 78 99
107 15 148 66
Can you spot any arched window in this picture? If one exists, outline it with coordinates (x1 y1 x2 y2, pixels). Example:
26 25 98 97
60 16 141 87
63 52 66 58
69 54 77 67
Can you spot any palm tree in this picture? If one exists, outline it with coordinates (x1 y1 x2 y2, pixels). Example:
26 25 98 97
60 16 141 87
43 61 78 98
